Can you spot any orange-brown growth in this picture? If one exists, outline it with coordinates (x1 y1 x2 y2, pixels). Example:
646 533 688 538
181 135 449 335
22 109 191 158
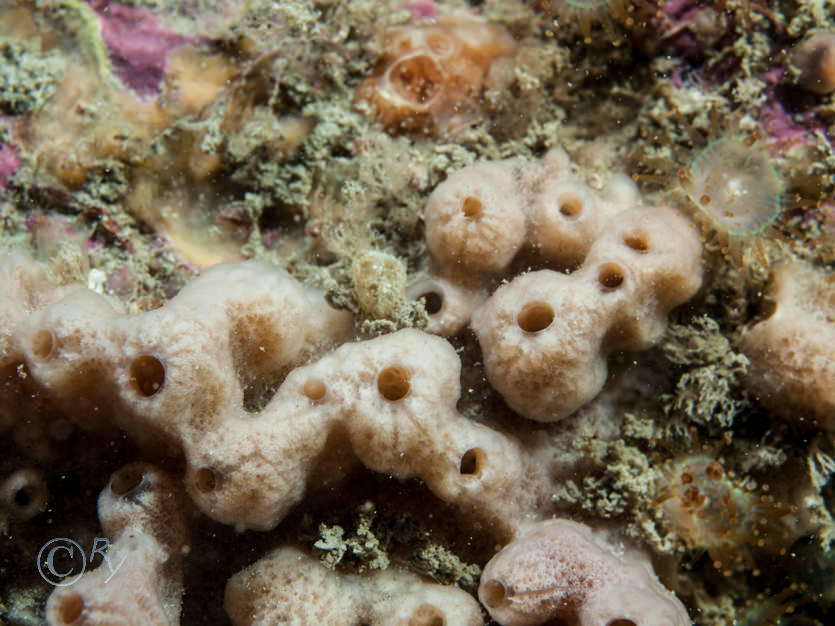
354 17 516 135
653 456 796 576
791 32 835 95
542 0 635 45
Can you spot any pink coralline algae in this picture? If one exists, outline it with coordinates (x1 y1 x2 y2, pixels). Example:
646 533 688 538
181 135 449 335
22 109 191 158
759 68 821 151
662 0 730 53
632 0 731 60
0 141 20 191
88 1 192 98
404 1 439 21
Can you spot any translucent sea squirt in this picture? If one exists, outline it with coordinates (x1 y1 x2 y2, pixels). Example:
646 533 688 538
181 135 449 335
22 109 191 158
680 137 782 236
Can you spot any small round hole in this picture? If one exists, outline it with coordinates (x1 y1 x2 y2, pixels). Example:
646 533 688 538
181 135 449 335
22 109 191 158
460 448 486 476
598 263 625 290
3 470 46 520
517 301 554 333
110 467 143 496
303 379 326 401
623 229 649 252
558 193 583 218
55 591 84 623
461 196 483 218
14 488 30 507
377 366 411 401
49 418 73 442
130 355 165 397
32 329 55 359
390 54 442 104
410 604 445 626
482 580 506 608
754 295 778 322
419 291 443 315
195 468 216 493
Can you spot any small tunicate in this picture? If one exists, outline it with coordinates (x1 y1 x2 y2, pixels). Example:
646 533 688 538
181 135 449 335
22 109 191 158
352 250 407 320
682 137 782 236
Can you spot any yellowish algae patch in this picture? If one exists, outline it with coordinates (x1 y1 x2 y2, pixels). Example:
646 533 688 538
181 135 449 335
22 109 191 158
352 250 408 320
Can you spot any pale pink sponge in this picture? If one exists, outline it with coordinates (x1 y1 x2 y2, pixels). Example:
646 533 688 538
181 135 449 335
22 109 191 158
46 464 186 626
478 519 690 626
742 261 835 430
186 327 537 532
472 206 703 422
416 149 644 335
0 255 545 534
225 547 482 626
0 255 353 454
417 152 704 422
424 159 527 276
1 252 692 624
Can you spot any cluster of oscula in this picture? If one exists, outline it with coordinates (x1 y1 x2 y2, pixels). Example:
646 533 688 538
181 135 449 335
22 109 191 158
0 149 715 625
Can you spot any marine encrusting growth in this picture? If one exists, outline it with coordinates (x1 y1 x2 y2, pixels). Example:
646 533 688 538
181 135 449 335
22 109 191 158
472 204 702 422
0 255 541 535
415 149 641 335
415 150 703 421
2 1 835 624
46 465 186 626
478 519 689 625
4 146 835 625
225 547 484 626
3 139 832 624
354 16 516 135
0 209 698 625
741 261 835 430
